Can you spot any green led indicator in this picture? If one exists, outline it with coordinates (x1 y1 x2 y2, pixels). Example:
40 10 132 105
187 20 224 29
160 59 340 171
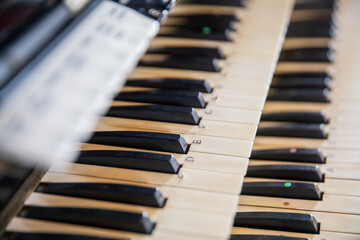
202 26 212 35
284 182 292 187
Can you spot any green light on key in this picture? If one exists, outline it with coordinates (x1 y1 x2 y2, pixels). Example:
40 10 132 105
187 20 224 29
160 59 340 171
202 26 212 35
284 182 292 187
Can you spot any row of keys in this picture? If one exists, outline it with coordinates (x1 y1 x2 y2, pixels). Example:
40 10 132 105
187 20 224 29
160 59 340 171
234 1 360 239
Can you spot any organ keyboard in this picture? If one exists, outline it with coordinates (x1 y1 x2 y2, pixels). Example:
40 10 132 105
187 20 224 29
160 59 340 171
0 0 360 240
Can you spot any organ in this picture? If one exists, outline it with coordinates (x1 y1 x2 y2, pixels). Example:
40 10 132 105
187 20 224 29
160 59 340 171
0 0 359 239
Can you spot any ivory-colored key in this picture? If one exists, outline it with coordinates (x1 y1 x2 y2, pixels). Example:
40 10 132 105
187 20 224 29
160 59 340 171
275 62 330 75
98 117 257 141
282 38 332 50
117 85 267 110
239 193 360 215
79 143 249 175
93 125 253 158
254 135 360 151
291 9 333 22
42 172 239 215
50 162 244 195
111 101 262 125
263 102 360 122
120 84 269 98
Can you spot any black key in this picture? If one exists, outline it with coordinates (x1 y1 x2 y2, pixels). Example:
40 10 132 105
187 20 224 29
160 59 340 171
2 232 122 240
18 206 155 234
242 181 322 200
279 48 333 62
230 234 309 240
256 123 328 139
170 14 239 31
287 20 333 37
234 212 319 234
294 0 335 9
139 56 221 72
36 182 167 207
159 28 232 41
172 14 240 23
142 0 176 9
126 78 212 93
260 111 328 123
180 0 247 7
76 150 180 174
88 131 188 154
271 75 331 89
169 20 233 32
115 90 206 108
107 105 200 125
273 72 330 79
251 148 326 163
267 88 330 102
246 165 324 182
147 47 226 59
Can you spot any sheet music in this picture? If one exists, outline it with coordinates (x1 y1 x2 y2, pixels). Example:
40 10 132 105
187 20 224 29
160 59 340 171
0 1 160 167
